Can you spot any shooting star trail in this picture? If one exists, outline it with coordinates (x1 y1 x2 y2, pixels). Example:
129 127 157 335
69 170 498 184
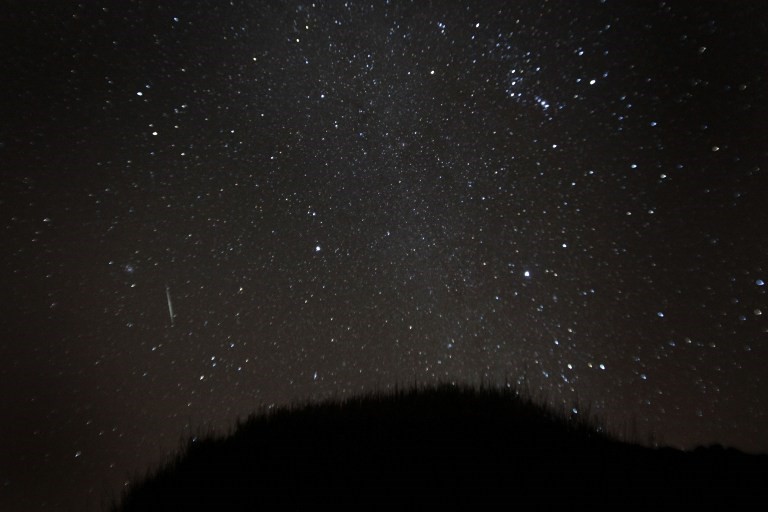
165 284 175 327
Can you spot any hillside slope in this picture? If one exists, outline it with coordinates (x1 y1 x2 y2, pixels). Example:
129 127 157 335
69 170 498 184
116 385 767 511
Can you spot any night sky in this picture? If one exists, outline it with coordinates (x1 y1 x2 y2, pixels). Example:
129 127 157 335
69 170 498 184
2 1 767 510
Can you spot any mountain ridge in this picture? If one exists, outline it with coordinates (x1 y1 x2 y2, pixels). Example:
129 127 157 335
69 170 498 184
114 384 768 511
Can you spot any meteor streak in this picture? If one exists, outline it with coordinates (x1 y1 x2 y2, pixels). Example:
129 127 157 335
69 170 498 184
165 284 175 327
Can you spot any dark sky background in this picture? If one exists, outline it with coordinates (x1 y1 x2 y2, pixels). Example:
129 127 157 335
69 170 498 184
1 0 767 510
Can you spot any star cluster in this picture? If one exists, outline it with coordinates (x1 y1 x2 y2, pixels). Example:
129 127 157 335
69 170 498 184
1 1 767 510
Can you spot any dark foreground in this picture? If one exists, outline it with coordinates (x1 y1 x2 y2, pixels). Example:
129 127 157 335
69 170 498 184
115 385 767 511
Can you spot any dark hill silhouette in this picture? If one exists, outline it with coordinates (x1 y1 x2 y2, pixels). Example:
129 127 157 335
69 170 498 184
115 384 767 511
